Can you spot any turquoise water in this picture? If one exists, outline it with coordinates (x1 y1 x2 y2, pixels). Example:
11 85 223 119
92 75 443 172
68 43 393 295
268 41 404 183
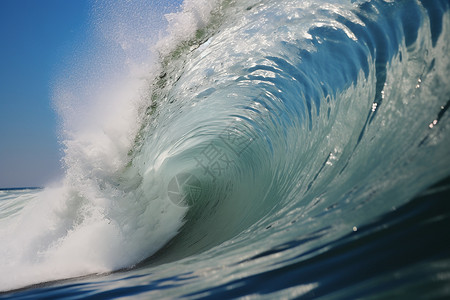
1 0 450 298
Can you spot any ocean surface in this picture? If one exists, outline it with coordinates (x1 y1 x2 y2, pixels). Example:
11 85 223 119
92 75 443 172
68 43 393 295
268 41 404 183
1 0 450 298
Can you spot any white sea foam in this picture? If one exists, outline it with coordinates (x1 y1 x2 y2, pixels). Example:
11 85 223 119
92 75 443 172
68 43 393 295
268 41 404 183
0 0 222 291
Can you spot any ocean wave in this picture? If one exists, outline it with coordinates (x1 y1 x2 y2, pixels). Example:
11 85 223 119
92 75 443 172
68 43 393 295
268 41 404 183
1 0 449 294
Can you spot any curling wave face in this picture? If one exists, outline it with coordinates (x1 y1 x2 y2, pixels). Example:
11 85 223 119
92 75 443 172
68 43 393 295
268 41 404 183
1 0 449 293
131 0 450 263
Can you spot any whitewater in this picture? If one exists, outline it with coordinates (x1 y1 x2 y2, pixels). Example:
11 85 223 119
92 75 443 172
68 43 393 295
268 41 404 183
1 0 450 298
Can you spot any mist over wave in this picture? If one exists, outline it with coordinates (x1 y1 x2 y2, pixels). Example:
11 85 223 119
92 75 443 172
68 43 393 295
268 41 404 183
1 0 449 296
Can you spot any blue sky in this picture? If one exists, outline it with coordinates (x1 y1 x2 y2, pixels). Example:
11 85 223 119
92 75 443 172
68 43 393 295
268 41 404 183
0 1 90 188
0 0 182 188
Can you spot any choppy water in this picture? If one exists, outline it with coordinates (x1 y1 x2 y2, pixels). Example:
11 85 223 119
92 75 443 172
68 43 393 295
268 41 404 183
1 0 450 298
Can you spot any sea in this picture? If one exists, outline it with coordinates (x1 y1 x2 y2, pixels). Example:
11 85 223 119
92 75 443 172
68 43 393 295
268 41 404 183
1 0 450 298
